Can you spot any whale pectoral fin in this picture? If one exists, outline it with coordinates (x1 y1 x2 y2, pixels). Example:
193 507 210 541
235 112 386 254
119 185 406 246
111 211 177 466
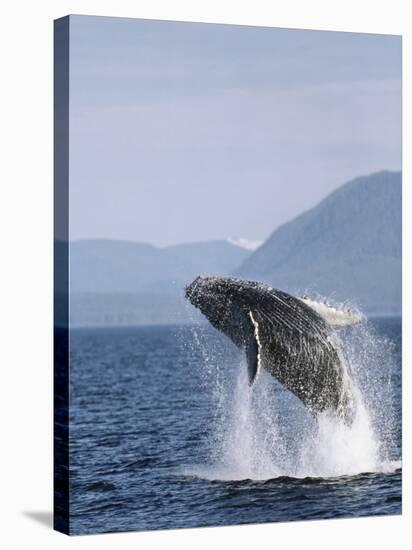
245 311 262 385
245 334 259 385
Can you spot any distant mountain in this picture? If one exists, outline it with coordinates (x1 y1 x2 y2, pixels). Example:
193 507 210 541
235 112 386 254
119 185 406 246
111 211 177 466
236 171 401 313
65 239 250 326
69 239 250 293
69 291 195 327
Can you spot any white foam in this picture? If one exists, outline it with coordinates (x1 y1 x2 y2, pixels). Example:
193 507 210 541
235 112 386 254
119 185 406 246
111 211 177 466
296 389 380 478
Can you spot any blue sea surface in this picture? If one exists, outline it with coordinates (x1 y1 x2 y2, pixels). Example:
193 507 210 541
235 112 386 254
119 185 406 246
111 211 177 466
68 317 401 535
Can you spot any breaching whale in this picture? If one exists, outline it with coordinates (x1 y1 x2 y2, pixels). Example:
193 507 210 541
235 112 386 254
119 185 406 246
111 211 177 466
185 275 359 424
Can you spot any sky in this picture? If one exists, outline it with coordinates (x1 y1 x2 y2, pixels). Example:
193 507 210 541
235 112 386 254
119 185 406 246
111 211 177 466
68 15 401 247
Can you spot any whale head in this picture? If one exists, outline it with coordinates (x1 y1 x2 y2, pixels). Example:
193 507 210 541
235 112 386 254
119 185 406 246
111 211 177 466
186 275 252 315
185 275 237 327
185 275 265 350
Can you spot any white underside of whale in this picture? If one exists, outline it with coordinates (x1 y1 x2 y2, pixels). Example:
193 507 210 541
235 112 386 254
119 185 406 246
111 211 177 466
249 311 262 377
300 297 364 327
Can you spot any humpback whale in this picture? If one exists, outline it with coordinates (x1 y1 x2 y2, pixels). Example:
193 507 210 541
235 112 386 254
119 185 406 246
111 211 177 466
185 275 359 424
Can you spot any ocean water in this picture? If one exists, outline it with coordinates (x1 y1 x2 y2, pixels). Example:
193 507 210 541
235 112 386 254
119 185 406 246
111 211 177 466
68 316 401 535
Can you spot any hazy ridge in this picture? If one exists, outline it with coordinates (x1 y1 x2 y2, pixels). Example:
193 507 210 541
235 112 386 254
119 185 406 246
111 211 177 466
67 240 249 326
237 170 401 313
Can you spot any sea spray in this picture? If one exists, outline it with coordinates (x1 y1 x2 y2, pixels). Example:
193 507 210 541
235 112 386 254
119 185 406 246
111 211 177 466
218 363 283 480
342 320 399 459
297 388 380 478
183 315 400 481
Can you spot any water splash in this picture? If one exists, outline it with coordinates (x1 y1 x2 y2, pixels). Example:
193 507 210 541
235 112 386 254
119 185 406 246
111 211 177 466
297 388 380 478
184 315 400 481
213 364 283 480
